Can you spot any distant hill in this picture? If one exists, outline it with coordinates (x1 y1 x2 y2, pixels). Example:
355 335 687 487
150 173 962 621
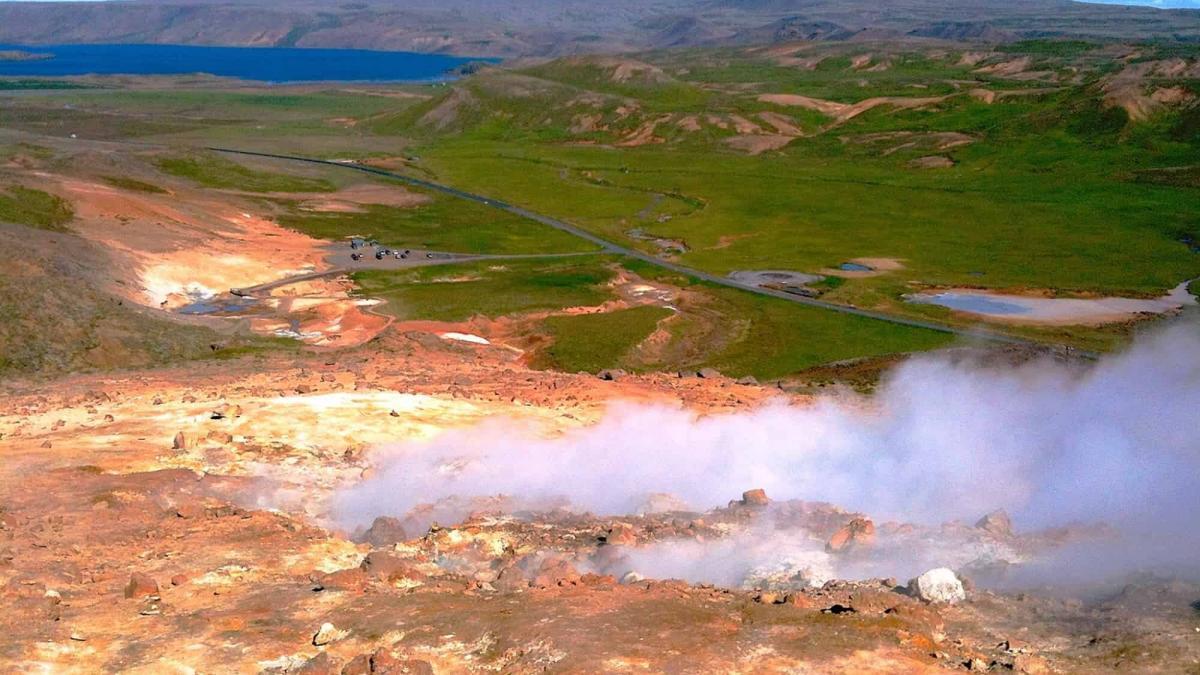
0 0 1198 56
1076 0 1199 8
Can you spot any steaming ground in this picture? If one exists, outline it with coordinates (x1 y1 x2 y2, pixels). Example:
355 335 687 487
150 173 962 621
338 324 1200 586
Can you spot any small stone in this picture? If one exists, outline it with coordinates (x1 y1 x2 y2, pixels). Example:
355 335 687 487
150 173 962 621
697 367 721 378
359 552 425 584
782 593 815 608
206 430 233 444
170 574 188 586
172 431 191 450
312 621 346 646
124 573 159 599
966 657 989 671
620 571 645 585
40 440 52 448
597 369 626 381
735 376 759 386
908 568 966 604
846 589 900 614
602 523 637 546
741 488 769 506
389 410 400 417
69 630 87 642
1012 654 1050 674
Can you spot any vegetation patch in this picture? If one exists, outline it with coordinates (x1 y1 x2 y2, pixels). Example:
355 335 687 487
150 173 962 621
624 260 954 379
0 78 91 90
157 153 335 193
277 193 593 255
0 186 74 231
999 40 1098 57
533 305 672 373
101 175 169 194
352 257 615 322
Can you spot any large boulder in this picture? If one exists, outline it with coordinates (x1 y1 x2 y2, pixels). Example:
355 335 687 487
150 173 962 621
741 489 769 507
975 509 1014 537
124 573 159 599
908 567 966 604
360 516 408 547
826 517 875 553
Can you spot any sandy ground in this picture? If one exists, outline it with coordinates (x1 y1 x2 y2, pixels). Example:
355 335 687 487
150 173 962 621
4 333 1198 672
45 176 328 309
757 93 948 127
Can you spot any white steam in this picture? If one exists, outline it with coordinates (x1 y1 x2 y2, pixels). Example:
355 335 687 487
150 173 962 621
336 323 1200 578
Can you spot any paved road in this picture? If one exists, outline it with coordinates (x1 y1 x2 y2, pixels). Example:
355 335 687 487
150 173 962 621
208 146 1049 348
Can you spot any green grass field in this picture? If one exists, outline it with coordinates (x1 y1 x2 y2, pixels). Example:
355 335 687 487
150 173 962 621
0 186 74 231
3 38 1195 377
276 191 595 255
101 175 169 194
352 257 616 322
533 305 673 372
157 153 336 192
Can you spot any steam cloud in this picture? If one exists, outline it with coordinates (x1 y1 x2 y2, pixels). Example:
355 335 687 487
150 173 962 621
336 323 1200 582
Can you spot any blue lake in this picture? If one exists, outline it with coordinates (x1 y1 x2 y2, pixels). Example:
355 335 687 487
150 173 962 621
0 43 489 83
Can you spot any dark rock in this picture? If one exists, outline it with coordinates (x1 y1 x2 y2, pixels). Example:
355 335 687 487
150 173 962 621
846 589 901 614
359 552 425 583
975 509 1014 537
361 516 408 547
296 651 341 674
341 654 372 675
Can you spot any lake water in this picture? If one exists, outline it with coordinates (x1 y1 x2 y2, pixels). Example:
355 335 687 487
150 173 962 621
838 262 873 272
0 43 488 83
907 280 1197 324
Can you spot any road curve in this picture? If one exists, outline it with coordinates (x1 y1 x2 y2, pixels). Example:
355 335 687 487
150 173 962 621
208 146 1049 348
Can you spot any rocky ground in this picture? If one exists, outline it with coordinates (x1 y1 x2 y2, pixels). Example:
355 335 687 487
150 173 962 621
2 329 1198 673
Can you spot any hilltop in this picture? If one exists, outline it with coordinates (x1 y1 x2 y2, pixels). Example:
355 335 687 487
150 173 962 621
0 0 1199 56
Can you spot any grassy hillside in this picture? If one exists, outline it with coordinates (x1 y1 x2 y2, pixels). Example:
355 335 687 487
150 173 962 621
0 223 285 377
276 191 595 255
0 186 74 231
359 44 1198 321
3 37 1195 378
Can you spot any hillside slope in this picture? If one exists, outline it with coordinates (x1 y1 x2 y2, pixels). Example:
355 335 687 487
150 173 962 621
0 0 1199 56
